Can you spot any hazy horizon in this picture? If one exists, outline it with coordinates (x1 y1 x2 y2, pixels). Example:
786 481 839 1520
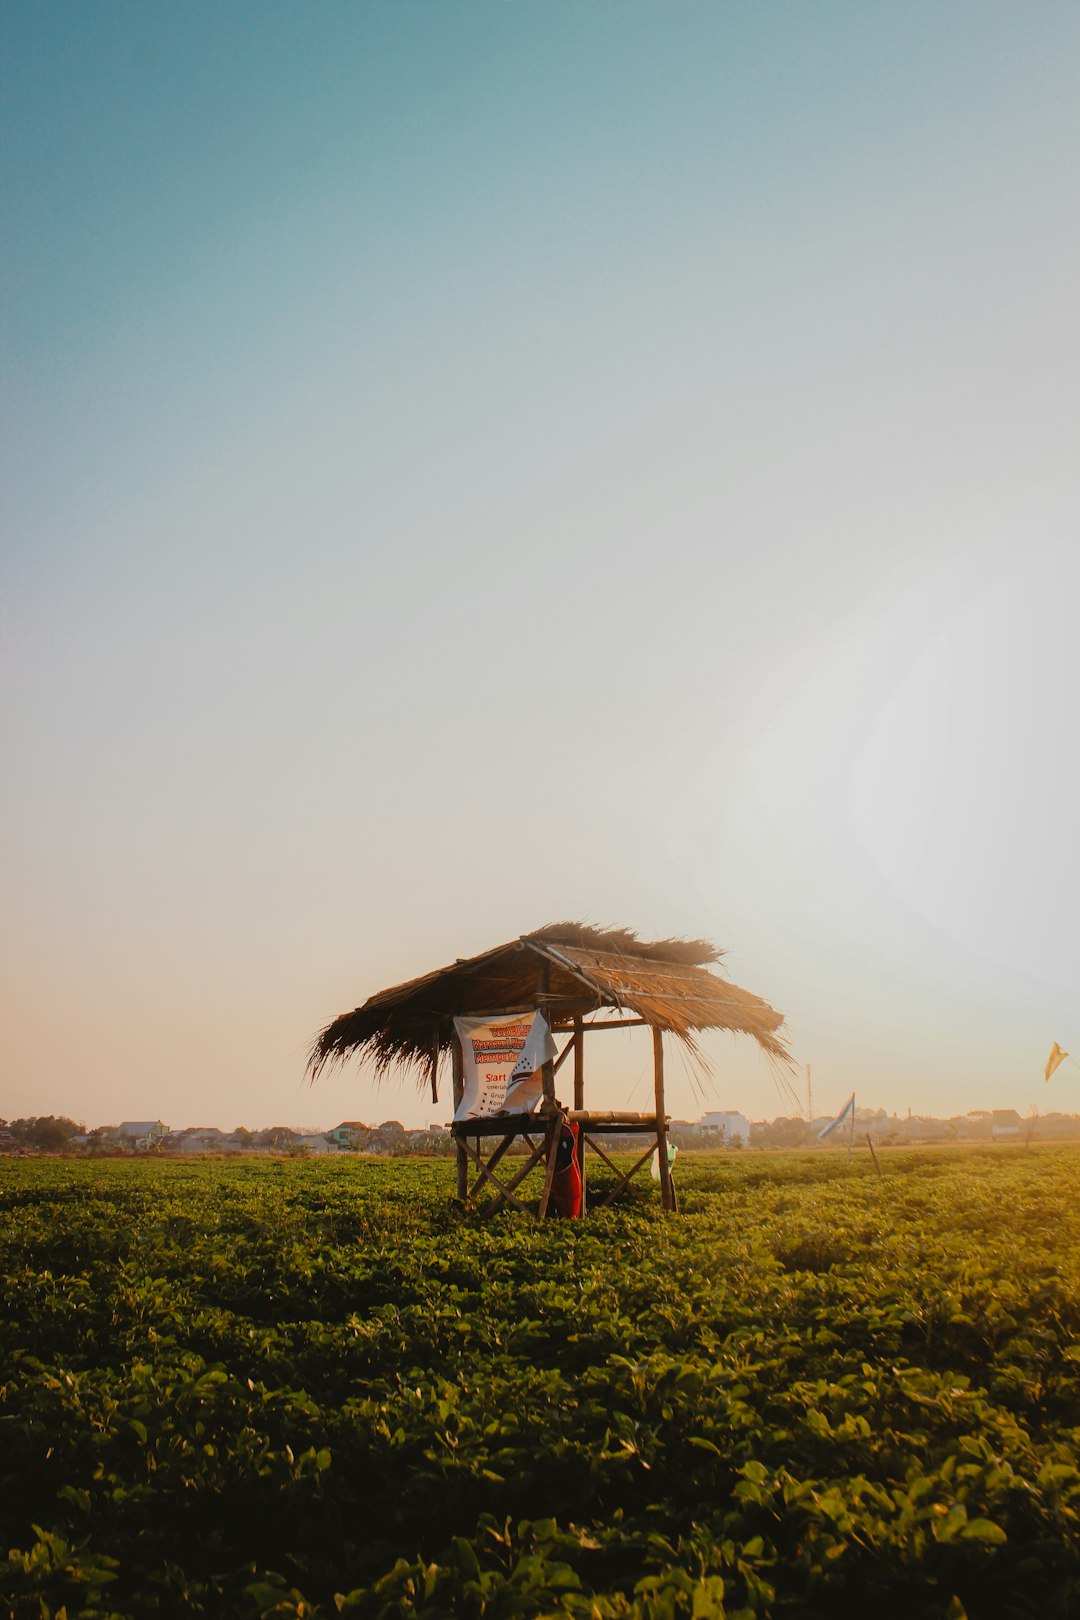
11 1094 1074 1141
3 3 1078 1134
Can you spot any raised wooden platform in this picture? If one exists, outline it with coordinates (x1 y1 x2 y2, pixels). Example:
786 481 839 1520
449 1109 673 1217
449 1109 665 1138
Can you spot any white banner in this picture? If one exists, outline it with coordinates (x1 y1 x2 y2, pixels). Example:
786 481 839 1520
452 1011 557 1122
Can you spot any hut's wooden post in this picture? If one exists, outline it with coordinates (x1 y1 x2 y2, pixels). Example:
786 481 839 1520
537 957 556 1112
574 1014 586 1213
536 1114 561 1222
452 1031 467 1200
653 1026 674 1212
573 1014 584 1110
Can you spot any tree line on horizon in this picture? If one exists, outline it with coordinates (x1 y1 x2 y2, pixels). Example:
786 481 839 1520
4 1108 1080 1157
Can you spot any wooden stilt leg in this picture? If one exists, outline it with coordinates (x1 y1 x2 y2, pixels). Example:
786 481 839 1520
536 1115 561 1222
653 1026 675 1212
573 1015 584 1110
574 1015 585 1214
452 1034 467 1200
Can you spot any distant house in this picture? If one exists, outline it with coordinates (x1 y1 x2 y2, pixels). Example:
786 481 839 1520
700 1110 751 1146
252 1127 299 1151
992 1109 1023 1141
221 1131 256 1153
117 1121 169 1150
328 1121 369 1148
0 1130 16 1152
294 1133 336 1155
174 1127 228 1154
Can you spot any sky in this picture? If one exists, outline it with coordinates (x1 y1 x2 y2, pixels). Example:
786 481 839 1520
2 2 1078 1133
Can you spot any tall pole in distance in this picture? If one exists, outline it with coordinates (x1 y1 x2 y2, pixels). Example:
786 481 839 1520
806 1063 812 1124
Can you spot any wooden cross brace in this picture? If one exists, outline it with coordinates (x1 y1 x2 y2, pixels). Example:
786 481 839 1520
580 1135 656 1209
457 1116 563 1222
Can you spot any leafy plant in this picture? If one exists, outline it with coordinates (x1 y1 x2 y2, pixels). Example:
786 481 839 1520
2 1148 1078 1618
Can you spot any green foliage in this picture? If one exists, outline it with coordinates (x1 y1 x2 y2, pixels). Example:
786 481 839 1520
1 1149 1078 1618
6 1116 81 1151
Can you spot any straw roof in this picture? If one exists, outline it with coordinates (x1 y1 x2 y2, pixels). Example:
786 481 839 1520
308 922 790 1086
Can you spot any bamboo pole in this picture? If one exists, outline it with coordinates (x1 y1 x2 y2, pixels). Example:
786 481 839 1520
553 1033 577 1077
537 957 556 1111
653 1026 674 1212
574 1014 585 1213
459 1133 541 1215
452 1032 467 1199
429 1023 440 1105
586 1137 652 1208
551 1017 648 1034
536 1115 561 1222
573 1014 584 1110
477 1137 548 1218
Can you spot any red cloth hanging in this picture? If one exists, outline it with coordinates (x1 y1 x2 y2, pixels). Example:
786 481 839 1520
548 1121 582 1218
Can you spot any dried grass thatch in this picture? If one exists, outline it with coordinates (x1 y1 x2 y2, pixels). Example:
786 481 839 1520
308 922 790 1088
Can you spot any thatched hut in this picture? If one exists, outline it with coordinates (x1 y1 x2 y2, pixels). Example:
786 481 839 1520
309 922 789 1216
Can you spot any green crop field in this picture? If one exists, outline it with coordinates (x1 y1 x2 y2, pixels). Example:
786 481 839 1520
2 1148 1078 1620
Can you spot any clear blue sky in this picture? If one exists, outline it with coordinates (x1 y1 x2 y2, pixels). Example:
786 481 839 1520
3 2 1078 1130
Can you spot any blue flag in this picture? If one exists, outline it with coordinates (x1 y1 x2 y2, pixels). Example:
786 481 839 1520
818 1093 856 1140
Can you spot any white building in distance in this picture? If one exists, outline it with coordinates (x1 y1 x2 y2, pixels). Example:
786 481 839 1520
700 1111 751 1145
